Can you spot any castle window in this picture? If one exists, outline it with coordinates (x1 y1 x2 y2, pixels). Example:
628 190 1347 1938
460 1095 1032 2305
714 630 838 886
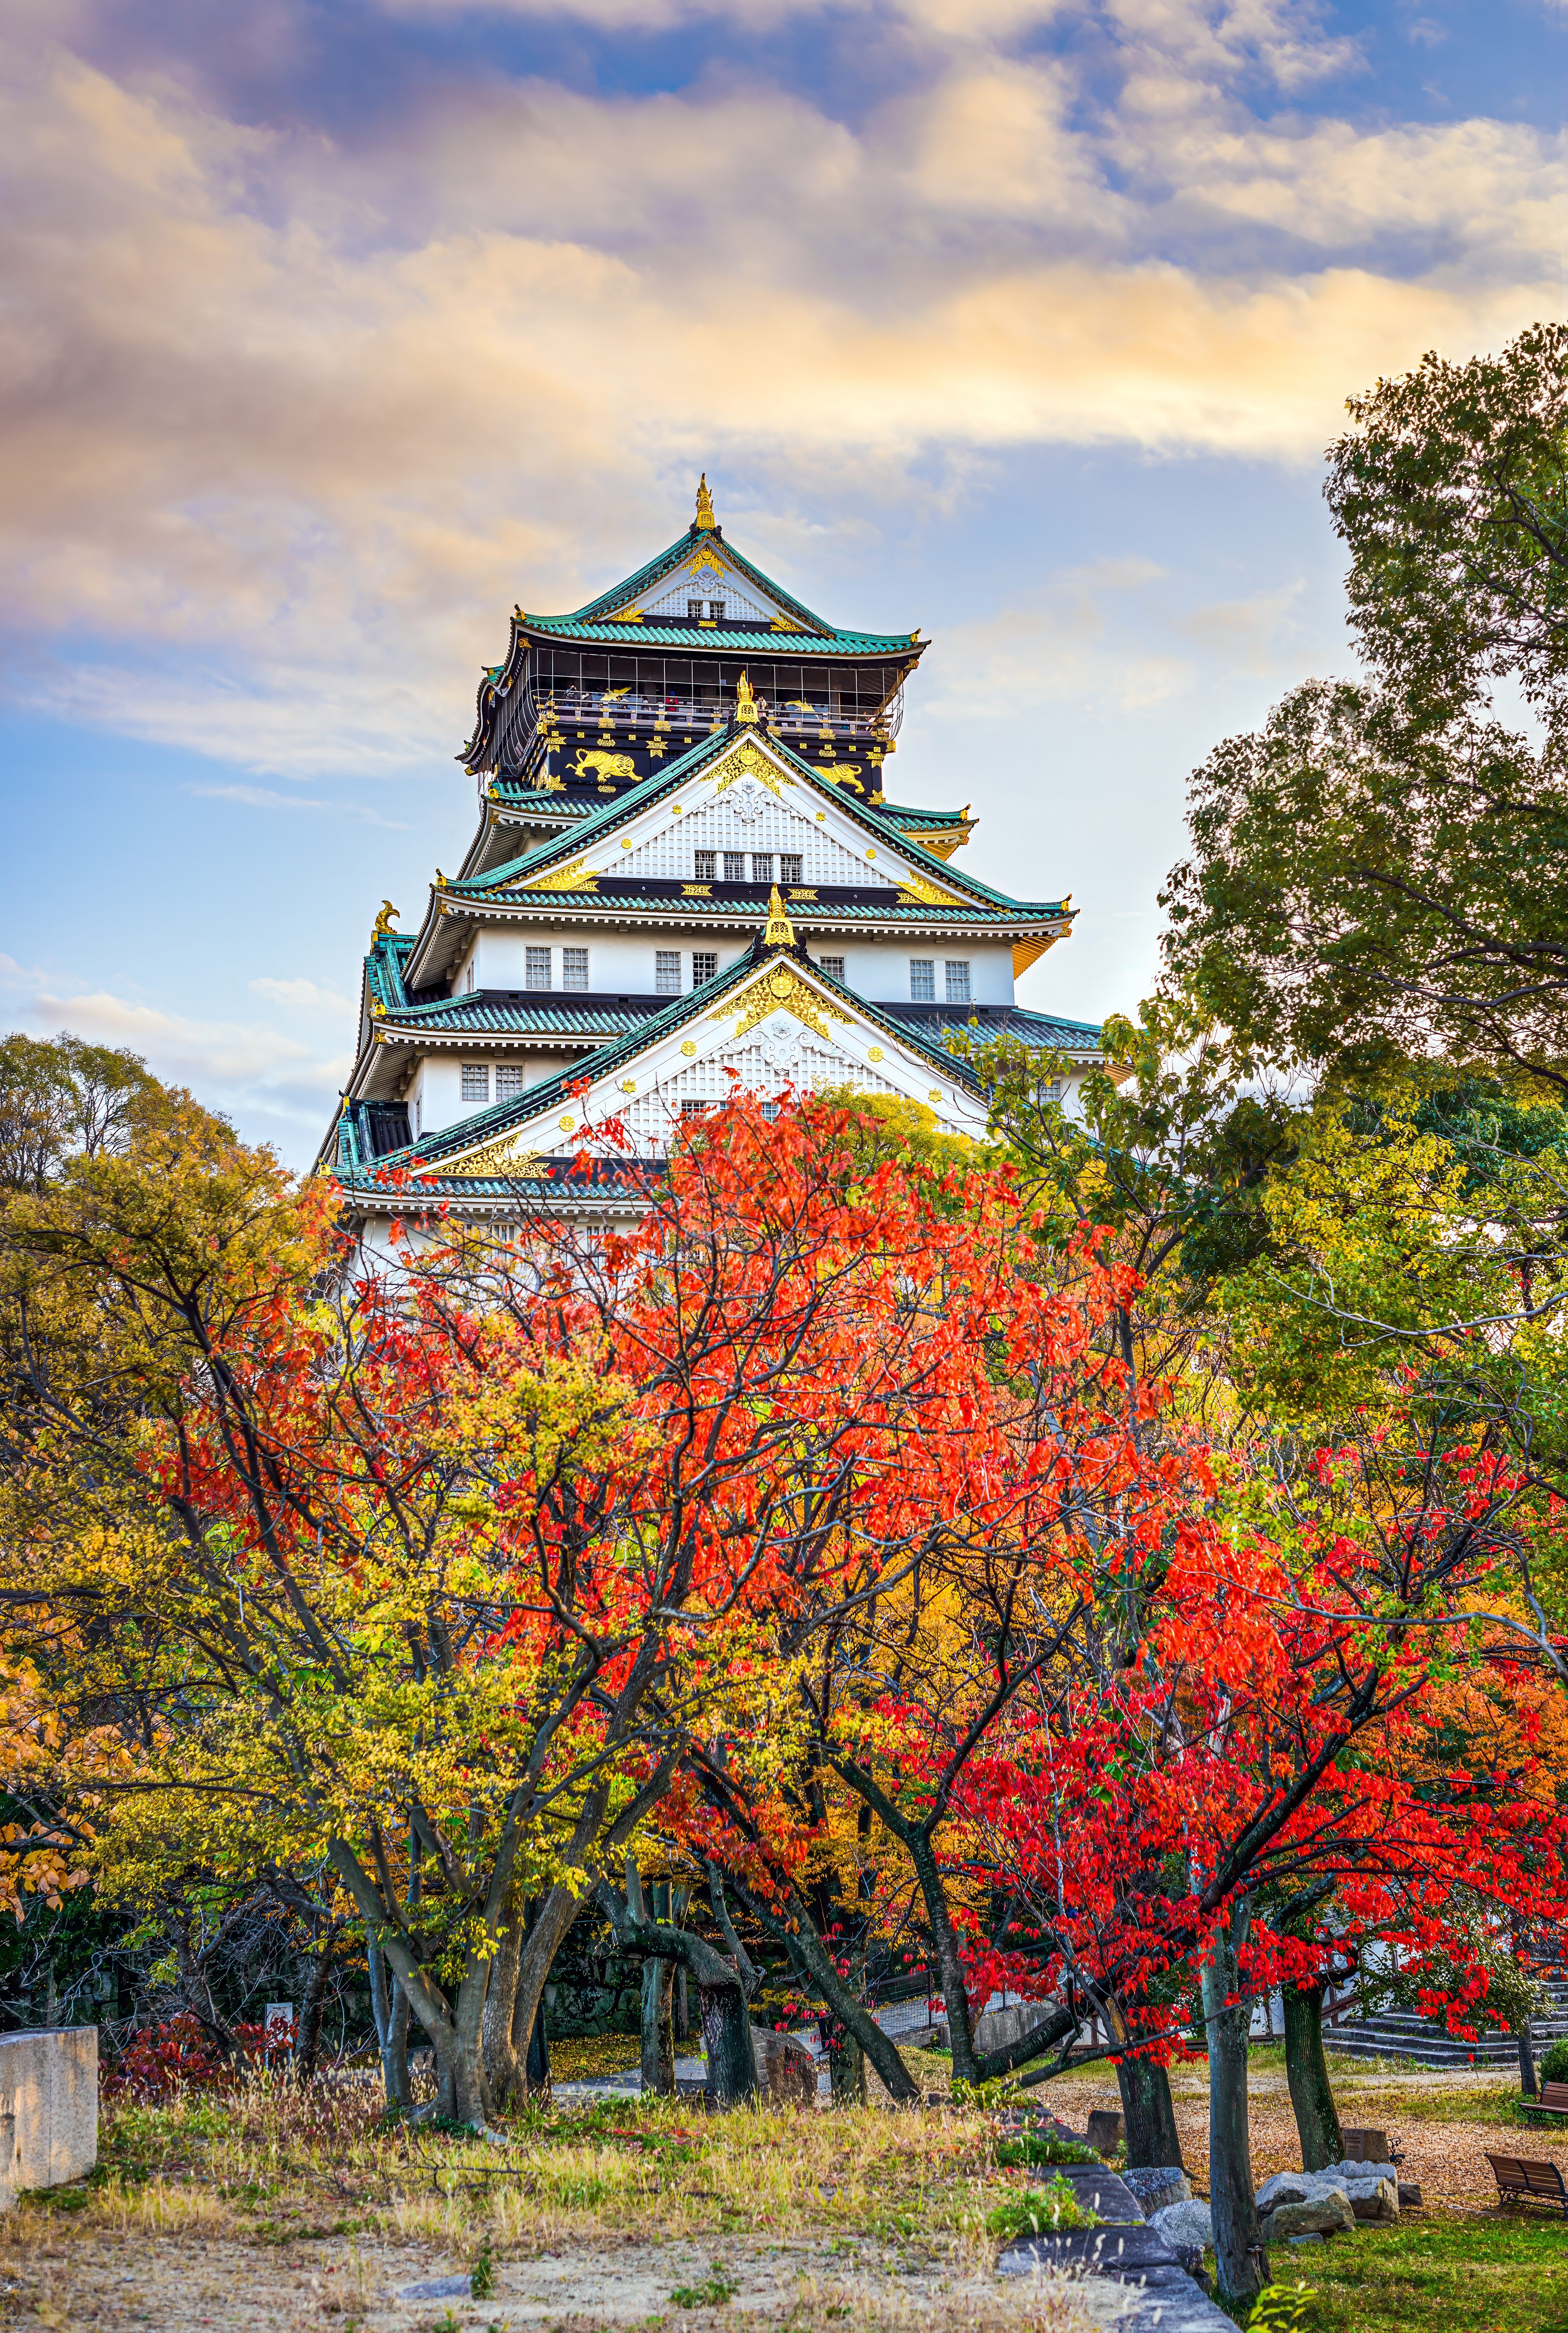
694 851 716 881
656 950 682 996
692 952 718 985
681 1099 705 1120
708 600 726 620
722 852 746 883
687 600 703 621
563 947 589 991
819 955 845 982
461 1064 490 1103
525 947 552 990
780 854 802 884
945 960 971 1003
909 960 935 1001
496 1065 526 1100
752 854 773 884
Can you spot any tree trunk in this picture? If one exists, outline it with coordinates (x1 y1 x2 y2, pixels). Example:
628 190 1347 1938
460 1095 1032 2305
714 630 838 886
698 1978 756 2106
483 1898 527 2110
1202 1912 1268 2308
1283 1981 1343 2170
1115 2048 1184 2168
829 2026 866 2104
368 1941 413 2111
524 1997 550 2091
1519 2019 1539 2099
295 1929 340 2078
642 1954 676 2096
676 1966 689 2041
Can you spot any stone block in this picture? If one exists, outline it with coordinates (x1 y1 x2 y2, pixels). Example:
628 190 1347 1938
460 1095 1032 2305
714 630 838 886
0 2028 97 2204
1348 2177 1398 2224
1260 2191 1355 2241
749 2026 816 2108
1340 2126 1389 2162
1397 2181 1423 2208
1151 2197 1214 2253
1085 2107 1125 2153
1122 2165 1191 2215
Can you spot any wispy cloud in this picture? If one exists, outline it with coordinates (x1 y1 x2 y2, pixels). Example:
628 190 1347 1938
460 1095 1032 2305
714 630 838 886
185 783 408 827
0 15 1556 774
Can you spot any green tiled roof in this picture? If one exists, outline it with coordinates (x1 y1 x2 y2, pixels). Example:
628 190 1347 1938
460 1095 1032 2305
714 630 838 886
521 618 912 655
444 729 1062 923
340 943 987 1190
461 526 923 767
371 995 654 1037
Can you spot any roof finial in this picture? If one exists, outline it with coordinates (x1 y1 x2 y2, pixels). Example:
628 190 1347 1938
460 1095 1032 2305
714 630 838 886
694 472 717 531
763 884 795 950
372 899 400 940
736 670 759 725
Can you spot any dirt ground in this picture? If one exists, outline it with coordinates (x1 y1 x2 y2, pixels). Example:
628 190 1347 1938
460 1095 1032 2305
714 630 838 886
0 2224 1129 2332
1038 2054 1568 2208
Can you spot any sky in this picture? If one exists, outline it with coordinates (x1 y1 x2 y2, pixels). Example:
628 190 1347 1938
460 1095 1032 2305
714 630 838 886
0 0 1562 1167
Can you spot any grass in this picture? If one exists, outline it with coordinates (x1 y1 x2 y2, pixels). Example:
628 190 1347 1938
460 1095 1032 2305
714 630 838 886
1286 2214 1568 2333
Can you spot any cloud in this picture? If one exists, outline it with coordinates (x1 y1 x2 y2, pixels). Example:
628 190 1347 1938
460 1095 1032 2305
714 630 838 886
185 782 409 826
250 976 359 1013
0 18 1557 774
0 955 352 1151
927 558 1311 716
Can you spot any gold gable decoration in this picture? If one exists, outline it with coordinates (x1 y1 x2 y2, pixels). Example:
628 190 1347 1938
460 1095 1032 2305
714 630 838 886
763 884 795 949
716 960 853 1046
712 738 793 801
518 856 599 894
430 1133 545 1181
694 473 717 530
897 870 962 908
372 899 400 940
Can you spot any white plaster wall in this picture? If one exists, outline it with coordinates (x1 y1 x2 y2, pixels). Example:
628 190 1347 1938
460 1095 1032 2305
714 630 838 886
471 927 1014 1005
827 941 1015 1008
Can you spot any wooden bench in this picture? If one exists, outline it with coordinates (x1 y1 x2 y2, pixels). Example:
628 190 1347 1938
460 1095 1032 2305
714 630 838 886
1486 2152 1568 2213
1521 2082 1568 2116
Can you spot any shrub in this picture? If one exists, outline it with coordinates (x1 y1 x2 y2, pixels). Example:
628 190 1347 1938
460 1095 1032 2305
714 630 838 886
985 2174 1100 2239
995 2133 1102 2168
1539 2036 1568 2086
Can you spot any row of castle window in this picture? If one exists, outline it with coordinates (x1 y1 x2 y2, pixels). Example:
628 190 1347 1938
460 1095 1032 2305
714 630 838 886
910 960 971 1003
692 852 804 886
464 949 965 1010
461 1063 532 1103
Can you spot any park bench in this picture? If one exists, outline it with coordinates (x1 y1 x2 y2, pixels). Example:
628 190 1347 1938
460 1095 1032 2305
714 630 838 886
1485 2151 1568 2214
1521 2082 1568 2117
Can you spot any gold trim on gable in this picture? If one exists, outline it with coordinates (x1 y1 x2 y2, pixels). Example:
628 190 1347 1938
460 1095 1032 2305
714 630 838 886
897 871 962 908
711 738 794 800
518 856 599 894
715 960 853 1045
427 1134 544 1180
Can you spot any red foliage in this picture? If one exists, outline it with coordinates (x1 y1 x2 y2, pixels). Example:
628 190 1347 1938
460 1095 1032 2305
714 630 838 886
102 2013 293 2101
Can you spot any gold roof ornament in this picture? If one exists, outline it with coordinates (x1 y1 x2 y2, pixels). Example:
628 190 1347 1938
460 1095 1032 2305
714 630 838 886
372 899 400 940
694 472 717 531
736 670 759 726
763 884 795 950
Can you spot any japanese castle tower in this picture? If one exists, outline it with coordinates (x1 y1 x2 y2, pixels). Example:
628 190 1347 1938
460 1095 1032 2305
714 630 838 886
326 481 1100 1235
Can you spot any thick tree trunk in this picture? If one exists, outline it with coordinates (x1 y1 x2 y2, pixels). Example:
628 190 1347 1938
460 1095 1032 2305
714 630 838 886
908 1833 982 2085
1283 1981 1343 2170
483 1899 527 2110
1115 2048 1184 2168
524 1997 550 2090
642 1954 677 2096
1202 1913 1268 2308
698 1979 756 2106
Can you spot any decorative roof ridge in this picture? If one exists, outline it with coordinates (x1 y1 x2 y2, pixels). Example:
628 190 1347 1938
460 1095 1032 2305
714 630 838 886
447 729 734 896
565 526 833 635
447 726 1063 922
355 941 986 1180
